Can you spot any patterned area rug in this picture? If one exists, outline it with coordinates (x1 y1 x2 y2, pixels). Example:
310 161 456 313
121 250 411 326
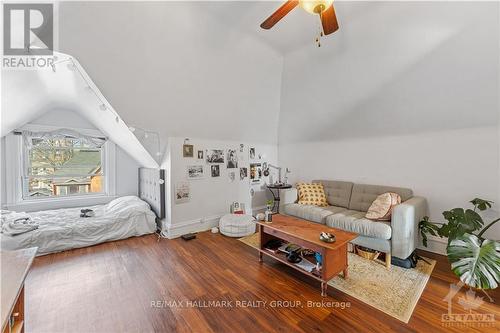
238 232 436 323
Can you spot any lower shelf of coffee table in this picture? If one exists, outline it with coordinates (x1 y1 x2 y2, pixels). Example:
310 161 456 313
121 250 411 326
258 248 325 282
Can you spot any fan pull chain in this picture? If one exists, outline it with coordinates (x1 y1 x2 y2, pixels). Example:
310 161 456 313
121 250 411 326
315 12 323 47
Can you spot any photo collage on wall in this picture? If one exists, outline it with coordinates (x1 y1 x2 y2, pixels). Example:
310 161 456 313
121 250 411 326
178 142 266 204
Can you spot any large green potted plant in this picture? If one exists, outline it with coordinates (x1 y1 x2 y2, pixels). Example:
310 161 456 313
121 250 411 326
419 198 500 290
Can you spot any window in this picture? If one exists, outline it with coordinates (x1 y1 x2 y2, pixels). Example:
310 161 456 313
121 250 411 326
22 130 106 199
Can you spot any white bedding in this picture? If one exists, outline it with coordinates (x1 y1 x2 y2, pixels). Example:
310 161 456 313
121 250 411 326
1 196 157 255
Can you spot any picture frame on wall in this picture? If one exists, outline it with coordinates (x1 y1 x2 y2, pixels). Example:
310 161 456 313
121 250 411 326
226 149 238 168
228 171 235 182
175 181 190 204
206 149 224 163
183 144 194 158
240 167 247 180
197 150 204 159
187 165 204 179
211 165 220 177
250 163 262 183
249 147 256 159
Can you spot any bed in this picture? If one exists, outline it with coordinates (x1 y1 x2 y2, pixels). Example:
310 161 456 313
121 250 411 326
1 196 157 255
1 168 166 255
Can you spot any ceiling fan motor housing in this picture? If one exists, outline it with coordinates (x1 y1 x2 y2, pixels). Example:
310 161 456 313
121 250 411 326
300 0 334 15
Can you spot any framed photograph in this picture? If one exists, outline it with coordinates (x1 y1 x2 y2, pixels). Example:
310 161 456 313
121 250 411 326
211 165 220 177
240 167 248 180
206 149 224 163
250 163 262 184
187 165 204 179
175 181 190 204
228 171 235 182
226 149 238 168
239 144 244 153
183 144 194 158
249 147 256 159
197 150 204 159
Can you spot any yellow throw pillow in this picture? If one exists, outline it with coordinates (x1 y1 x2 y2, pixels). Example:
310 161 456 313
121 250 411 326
296 183 328 207
365 192 402 221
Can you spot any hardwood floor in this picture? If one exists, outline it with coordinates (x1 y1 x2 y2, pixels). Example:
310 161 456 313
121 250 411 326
25 233 499 332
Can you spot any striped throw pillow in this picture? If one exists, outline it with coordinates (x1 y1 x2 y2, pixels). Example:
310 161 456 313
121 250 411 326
365 192 401 221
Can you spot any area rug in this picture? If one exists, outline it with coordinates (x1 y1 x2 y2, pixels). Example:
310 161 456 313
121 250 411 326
239 232 436 323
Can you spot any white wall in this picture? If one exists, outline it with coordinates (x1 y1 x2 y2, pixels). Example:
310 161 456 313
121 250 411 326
278 2 500 252
0 110 141 210
164 137 277 238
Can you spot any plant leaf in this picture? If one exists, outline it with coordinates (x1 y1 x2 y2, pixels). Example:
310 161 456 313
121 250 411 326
447 234 500 289
470 198 493 211
418 217 441 247
442 208 484 244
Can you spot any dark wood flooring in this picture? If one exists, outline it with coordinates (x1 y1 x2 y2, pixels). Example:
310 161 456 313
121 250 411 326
25 232 499 332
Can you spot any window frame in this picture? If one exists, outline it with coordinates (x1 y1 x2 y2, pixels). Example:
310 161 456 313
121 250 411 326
4 124 116 211
21 138 106 200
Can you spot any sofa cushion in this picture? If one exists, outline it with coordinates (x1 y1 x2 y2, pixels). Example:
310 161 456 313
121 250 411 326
313 180 353 208
349 184 412 212
326 210 392 239
296 183 328 207
283 204 346 224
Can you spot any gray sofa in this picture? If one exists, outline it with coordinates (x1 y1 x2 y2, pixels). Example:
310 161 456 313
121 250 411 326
280 180 427 268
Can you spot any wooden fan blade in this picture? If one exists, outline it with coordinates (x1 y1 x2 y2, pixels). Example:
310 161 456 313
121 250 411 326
260 0 299 29
321 5 339 35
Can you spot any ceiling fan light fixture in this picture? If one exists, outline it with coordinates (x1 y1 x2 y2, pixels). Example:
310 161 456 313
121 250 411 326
299 0 333 15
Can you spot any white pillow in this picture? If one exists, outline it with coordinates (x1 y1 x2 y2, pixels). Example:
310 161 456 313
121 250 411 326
105 196 142 212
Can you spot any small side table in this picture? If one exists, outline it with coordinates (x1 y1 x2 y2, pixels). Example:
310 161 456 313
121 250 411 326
266 184 292 214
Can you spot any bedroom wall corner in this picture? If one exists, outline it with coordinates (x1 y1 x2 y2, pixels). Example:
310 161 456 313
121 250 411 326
158 138 172 235
162 137 277 238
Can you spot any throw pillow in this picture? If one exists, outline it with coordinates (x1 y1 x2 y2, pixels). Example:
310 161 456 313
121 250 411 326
365 192 402 221
296 183 328 207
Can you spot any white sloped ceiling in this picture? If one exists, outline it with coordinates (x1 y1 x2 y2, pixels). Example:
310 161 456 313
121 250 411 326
1 52 159 168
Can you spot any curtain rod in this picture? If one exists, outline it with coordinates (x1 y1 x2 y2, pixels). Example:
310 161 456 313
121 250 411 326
13 131 107 140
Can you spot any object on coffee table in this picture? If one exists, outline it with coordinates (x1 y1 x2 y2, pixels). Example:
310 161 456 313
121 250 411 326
319 232 335 243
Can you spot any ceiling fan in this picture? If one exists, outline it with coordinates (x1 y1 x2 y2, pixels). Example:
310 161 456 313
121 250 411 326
260 0 339 35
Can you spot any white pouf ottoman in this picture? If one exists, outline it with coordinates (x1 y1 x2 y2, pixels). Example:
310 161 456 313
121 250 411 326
219 214 256 237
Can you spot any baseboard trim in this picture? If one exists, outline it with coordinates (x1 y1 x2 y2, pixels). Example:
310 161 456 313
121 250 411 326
163 214 222 239
417 235 447 255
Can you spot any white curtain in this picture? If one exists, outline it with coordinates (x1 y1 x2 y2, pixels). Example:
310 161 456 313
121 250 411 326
22 128 107 149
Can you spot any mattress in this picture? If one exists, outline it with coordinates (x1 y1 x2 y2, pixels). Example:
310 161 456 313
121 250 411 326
1 196 157 255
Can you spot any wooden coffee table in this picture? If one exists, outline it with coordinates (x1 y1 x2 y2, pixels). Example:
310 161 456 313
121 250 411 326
257 214 358 296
